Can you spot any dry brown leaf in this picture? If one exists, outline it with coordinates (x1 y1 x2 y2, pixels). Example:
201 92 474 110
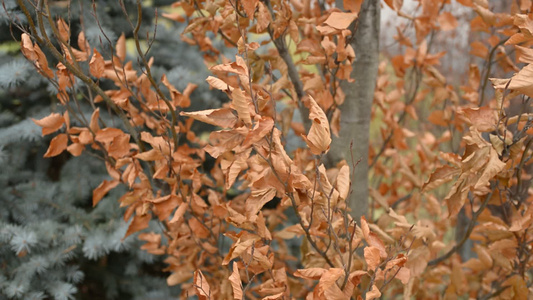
423 165 460 191
366 284 382 300
57 18 70 42
92 179 120 206
229 262 243 300
169 202 188 224
44 133 68 157
316 268 344 297
460 107 498 132
32 113 65 136
206 76 231 91
302 96 331 155
294 268 326 280
116 33 126 62
491 64 533 98
231 88 252 126
438 12 458 31
181 108 238 128
324 12 358 30
194 270 211 300
364 246 381 270
336 164 350 201
90 49 105 78
384 0 403 11
343 0 363 13
125 213 150 238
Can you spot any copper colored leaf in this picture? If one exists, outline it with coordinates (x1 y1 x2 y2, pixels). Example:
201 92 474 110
385 254 407 270
44 133 68 157
20 33 37 60
194 270 211 300
125 213 150 238
116 33 126 62
92 179 120 206
56 18 70 42
445 175 469 217
474 148 506 190
161 12 185 22
180 108 238 128
384 0 403 11
256 2 271 33
364 246 381 270
324 12 358 30
33 44 54 78
232 88 252 125
515 45 533 64
32 113 65 136
294 268 326 280
316 268 344 296
167 271 192 286
169 202 188 224
460 107 498 132
206 76 231 91
492 64 533 98
67 143 84 156
302 96 331 155
242 0 258 18
336 164 350 201
502 275 528 300
366 285 381 300
438 12 458 31
343 0 363 13
89 48 105 78
423 165 460 191
229 262 243 300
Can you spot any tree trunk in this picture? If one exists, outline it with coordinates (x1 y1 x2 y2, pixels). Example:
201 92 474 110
327 0 380 221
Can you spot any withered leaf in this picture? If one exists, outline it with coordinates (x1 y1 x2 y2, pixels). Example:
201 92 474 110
302 96 331 155
324 12 358 30
231 88 252 126
89 49 105 78
193 270 211 300
92 179 120 206
44 133 68 157
229 262 243 300
181 108 238 128
32 113 65 136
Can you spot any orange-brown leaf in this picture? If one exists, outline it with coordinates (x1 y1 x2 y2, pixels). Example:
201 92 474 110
32 113 65 136
364 247 381 270
231 88 252 126
366 284 382 300
44 133 68 157
438 12 458 31
92 179 120 206
116 33 126 62
21 33 37 60
57 18 70 42
194 270 211 300
302 96 331 155
492 64 533 98
180 108 238 128
460 107 498 132
89 49 105 78
169 202 188 224
324 12 358 30
125 213 150 237
294 268 326 280
229 262 243 300
343 0 363 13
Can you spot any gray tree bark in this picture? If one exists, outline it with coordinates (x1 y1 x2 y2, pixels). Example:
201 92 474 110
326 0 380 221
